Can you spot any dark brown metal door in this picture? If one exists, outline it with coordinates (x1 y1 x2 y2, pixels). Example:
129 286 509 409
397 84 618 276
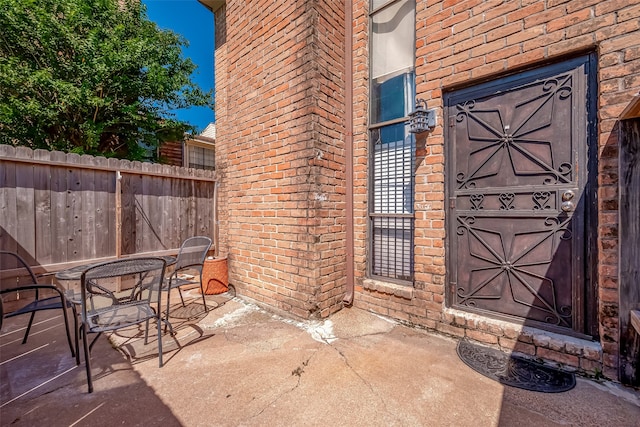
445 56 595 336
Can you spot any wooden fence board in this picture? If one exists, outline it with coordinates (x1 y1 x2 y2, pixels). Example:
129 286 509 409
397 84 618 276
168 178 180 248
145 175 157 253
188 173 197 238
107 170 117 256
94 170 114 258
152 174 167 250
68 156 83 259
81 165 96 260
34 150 53 265
161 168 173 247
120 173 134 256
180 178 191 242
162 175 173 249
131 172 143 255
50 155 69 263
140 167 162 252
15 162 36 261
0 160 18 253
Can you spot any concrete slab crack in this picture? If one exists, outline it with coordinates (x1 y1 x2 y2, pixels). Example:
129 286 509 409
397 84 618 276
329 343 391 418
248 354 317 421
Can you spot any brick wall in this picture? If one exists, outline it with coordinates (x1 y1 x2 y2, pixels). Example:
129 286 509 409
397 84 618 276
351 0 640 380
352 0 370 292
213 0 639 381
214 4 228 259
214 0 346 319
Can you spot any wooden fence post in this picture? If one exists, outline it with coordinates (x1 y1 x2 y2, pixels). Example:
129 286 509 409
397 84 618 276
115 170 122 259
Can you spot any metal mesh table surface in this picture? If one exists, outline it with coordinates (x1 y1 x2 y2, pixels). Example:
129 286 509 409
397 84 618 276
55 256 176 281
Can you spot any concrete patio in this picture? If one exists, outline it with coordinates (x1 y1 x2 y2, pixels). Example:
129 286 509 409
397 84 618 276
1 289 639 426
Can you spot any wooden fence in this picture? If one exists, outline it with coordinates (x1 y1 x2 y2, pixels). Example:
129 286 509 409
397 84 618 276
619 104 640 386
0 144 217 274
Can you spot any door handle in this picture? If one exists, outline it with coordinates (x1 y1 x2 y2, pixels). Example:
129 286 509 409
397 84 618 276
561 201 575 212
562 190 575 201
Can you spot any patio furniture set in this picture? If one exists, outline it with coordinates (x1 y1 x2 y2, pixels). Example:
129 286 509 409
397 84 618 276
0 236 214 393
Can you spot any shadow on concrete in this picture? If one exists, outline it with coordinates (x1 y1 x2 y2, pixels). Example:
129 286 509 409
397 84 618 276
0 311 182 426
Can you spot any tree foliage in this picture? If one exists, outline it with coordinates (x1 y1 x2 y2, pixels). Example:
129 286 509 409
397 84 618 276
0 0 213 160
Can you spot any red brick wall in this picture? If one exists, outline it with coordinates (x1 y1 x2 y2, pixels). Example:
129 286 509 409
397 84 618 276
352 1 370 291
214 0 640 380
214 5 228 259
351 0 640 380
214 0 346 319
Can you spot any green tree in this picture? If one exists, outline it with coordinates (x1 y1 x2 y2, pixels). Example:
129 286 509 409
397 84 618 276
0 0 213 160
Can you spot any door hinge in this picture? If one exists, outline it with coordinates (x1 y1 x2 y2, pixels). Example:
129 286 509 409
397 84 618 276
449 116 455 127
449 198 456 209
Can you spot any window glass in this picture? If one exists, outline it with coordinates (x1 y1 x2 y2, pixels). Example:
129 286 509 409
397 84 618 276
371 0 415 81
371 71 414 123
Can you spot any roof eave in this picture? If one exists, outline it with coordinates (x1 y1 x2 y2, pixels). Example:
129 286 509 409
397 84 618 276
198 0 225 12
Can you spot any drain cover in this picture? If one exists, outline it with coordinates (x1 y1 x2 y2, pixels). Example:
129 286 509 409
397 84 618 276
457 339 576 393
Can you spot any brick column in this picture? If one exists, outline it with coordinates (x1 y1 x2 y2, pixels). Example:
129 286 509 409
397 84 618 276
214 0 346 319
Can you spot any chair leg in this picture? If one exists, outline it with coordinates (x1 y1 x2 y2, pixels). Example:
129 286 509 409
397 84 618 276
81 324 93 393
199 273 208 311
164 288 172 333
72 306 80 365
157 316 163 368
22 311 36 344
60 302 76 359
144 319 150 345
88 332 102 353
162 317 175 337
178 288 185 307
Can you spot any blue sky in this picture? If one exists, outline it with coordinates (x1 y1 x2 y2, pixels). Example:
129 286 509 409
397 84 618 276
143 0 215 133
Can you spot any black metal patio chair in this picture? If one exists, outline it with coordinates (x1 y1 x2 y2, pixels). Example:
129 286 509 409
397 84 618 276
0 251 76 358
79 257 172 393
162 236 212 322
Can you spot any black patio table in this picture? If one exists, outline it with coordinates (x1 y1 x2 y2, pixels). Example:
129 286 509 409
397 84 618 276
55 255 176 282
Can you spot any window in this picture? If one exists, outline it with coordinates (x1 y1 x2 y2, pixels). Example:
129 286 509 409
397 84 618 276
187 145 215 170
369 0 415 282
184 141 215 170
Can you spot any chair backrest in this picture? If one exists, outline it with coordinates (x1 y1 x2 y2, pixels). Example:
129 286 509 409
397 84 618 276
174 236 212 271
0 251 39 288
80 257 166 317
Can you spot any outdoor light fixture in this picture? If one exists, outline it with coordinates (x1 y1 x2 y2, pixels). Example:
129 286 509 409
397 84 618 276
408 98 436 134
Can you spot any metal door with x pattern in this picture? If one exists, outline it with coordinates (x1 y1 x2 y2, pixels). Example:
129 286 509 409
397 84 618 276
445 55 595 336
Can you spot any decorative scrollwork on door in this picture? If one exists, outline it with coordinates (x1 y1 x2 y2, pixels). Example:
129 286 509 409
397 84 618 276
455 216 573 327
533 191 552 210
499 193 515 210
455 74 574 190
470 194 484 210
